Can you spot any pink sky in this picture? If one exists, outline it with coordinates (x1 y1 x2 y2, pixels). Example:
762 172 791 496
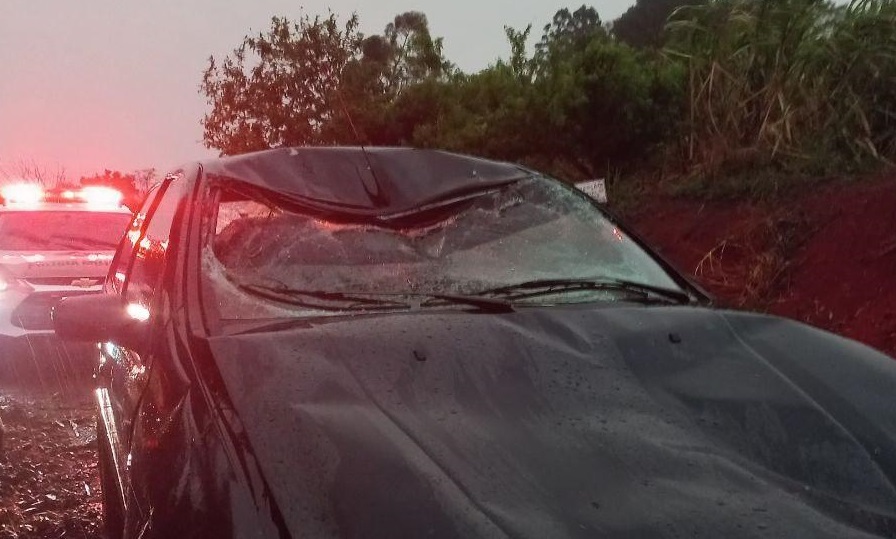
0 1 634 181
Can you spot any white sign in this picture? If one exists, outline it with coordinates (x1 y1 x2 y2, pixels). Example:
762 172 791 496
575 179 607 204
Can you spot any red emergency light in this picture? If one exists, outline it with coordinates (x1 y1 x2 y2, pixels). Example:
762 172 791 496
0 183 124 208
0 183 44 205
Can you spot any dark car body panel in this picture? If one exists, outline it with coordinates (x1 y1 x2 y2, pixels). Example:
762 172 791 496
69 148 896 538
199 306 896 538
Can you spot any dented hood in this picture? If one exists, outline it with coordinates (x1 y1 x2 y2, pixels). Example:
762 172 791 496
209 305 896 538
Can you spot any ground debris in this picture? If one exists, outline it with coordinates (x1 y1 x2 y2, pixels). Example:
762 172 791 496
0 389 101 539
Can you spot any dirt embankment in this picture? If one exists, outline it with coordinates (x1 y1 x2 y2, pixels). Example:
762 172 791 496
629 175 896 358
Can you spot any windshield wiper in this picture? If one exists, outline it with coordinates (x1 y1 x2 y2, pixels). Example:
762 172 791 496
236 283 410 312
413 293 514 313
235 283 514 313
234 282 513 313
477 278 693 305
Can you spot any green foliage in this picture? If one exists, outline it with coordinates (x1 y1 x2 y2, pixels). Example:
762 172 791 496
535 5 607 62
613 0 702 48
398 8 684 179
820 0 896 161
530 39 685 176
199 11 451 154
322 12 453 145
504 25 535 80
198 3 895 196
408 65 538 160
200 13 361 154
665 0 896 180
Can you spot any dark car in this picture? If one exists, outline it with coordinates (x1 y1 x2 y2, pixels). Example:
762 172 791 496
55 147 896 538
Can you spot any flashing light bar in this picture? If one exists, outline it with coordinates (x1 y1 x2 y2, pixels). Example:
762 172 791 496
1 184 44 205
80 186 124 207
0 183 124 207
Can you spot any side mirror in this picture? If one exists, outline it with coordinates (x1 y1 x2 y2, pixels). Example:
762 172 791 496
53 294 150 349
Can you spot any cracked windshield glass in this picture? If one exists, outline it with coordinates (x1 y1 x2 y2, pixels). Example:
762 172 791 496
208 177 681 316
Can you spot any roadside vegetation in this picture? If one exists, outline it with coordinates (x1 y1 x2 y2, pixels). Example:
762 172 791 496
199 0 896 202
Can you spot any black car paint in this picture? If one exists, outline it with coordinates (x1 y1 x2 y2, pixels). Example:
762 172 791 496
76 148 896 538
206 306 896 538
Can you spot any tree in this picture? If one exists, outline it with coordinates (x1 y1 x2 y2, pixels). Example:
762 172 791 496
322 12 452 145
612 0 701 49
200 12 362 155
506 7 683 176
535 5 607 67
200 11 452 152
381 12 452 96
406 65 539 160
387 9 684 179
132 168 159 195
503 25 534 81
0 159 67 186
527 39 685 177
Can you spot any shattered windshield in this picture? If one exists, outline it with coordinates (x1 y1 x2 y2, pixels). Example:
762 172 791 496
205 177 683 317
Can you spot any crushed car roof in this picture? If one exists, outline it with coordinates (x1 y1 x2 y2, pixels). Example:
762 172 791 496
198 147 533 216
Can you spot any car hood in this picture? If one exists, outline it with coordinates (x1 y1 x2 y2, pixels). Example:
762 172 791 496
209 305 896 538
0 251 115 280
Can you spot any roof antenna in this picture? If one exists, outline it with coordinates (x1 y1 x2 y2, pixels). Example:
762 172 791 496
333 84 384 202
335 89 364 147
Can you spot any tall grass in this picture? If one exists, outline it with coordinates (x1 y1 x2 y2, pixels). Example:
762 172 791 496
665 0 896 177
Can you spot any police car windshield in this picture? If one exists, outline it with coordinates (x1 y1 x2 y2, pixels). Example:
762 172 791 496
0 211 131 251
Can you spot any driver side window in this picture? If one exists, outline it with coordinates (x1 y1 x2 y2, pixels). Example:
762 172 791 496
106 173 182 316
125 177 182 313
108 185 163 295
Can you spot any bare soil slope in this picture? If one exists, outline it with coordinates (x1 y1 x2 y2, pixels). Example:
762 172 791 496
630 175 896 358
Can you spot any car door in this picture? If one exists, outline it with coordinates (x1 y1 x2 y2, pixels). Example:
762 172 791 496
96 174 182 516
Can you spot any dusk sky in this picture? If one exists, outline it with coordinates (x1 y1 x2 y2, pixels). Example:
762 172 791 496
0 1 636 181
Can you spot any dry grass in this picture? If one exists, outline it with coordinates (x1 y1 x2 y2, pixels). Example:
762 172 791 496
695 211 811 308
666 0 896 178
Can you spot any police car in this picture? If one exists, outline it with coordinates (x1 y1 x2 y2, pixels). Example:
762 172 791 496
0 183 133 360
